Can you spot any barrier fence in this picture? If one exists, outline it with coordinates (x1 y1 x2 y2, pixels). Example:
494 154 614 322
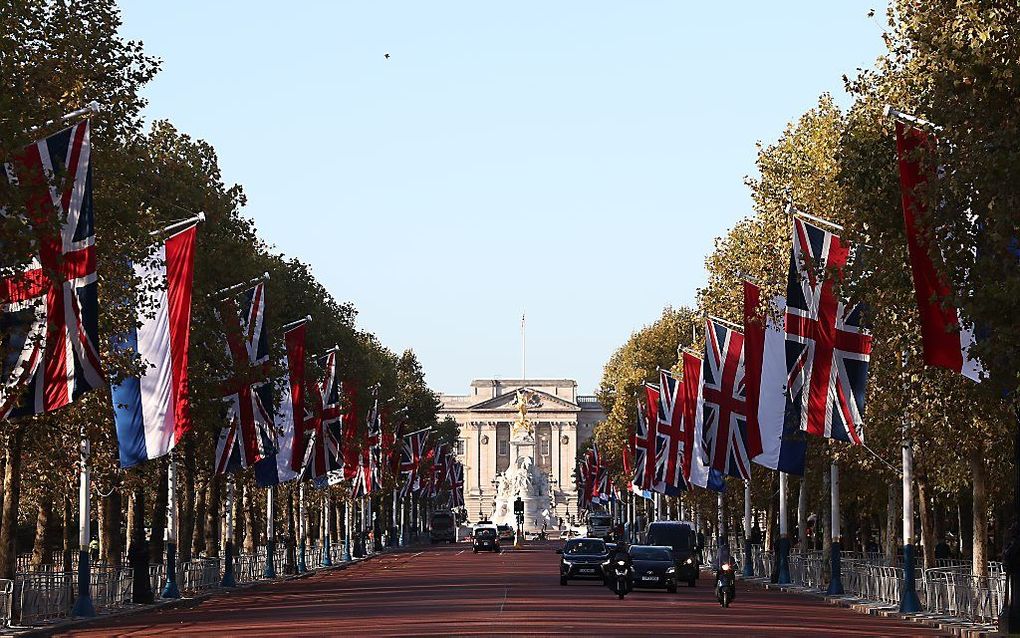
1 543 373 629
739 546 1005 625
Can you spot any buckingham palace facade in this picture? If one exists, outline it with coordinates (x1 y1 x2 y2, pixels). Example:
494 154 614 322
438 378 604 525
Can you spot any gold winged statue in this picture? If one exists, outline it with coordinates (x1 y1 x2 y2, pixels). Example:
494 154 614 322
511 388 534 439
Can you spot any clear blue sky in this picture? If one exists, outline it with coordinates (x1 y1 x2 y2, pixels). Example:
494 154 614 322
118 1 887 396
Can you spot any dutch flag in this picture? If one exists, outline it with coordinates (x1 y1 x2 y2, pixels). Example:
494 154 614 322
113 223 198 468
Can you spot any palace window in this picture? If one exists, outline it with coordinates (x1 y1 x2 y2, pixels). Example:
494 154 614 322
540 437 550 457
497 439 510 456
456 439 466 456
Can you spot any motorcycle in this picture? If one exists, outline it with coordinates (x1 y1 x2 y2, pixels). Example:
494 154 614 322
715 560 736 608
608 558 633 600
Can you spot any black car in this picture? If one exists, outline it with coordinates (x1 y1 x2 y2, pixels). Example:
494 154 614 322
557 538 608 585
629 545 677 592
645 521 699 586
472 525 501 553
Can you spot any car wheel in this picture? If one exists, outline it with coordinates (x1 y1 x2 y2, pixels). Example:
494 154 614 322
688 579 696 587
667 584 677 593
560 577 567 586
473 548 477 553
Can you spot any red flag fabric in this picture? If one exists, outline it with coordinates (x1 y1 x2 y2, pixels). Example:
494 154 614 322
894 121 983 381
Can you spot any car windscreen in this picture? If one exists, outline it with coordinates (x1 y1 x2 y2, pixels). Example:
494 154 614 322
432 515 453 529
630 546 673 561
647 525 692 550
564 540 606 555
589 516 611 526
475 528 496 538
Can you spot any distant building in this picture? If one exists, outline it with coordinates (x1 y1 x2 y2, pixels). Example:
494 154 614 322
438 378 604 525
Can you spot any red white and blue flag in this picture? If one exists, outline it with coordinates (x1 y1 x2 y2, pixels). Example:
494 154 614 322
630 388 657 498
214 282 275 473
743 281 806 474
300 348 344 483
681 351 715 489
398 429 428 498
0 121 103 418
697 318 751 481
894 122 984 381
113 223 198 468
448 460 465 508
654 370 687 495
784 218 872 444
254 319 308 486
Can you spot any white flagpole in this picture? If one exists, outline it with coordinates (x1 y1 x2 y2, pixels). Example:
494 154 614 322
263 486 276 578
161 457 181 598
827 463 844 594
321 493 332 567
71 429 95 616
221 477 237 586
777 472 791 584
742 481 753 577
297 484 307 573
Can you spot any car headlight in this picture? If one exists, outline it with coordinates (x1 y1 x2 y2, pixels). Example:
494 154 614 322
722 563 731 571
685 558 693 564
666 567 675 574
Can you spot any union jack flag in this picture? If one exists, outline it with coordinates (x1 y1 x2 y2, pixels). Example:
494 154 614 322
398 429 428 498
301 348 343 480
784 218 872 444
654 370 686 495
0 121 102 419
699 319 751 480
448 460 465 508
631 386 658 496
214 282 274 473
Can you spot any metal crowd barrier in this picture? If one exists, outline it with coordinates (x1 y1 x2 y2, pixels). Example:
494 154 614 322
0 579 13 628
923 569 1005 623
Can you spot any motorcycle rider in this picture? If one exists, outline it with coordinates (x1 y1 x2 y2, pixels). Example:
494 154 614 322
606 541 634 596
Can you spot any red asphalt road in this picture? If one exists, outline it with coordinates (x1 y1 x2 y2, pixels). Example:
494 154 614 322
52 542 945 637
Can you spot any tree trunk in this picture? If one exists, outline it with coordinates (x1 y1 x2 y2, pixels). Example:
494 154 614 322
232 480 243 548
285 487 295 574
192 478 207 558
62 494 74 572
101 488 123 568
0 424 26 580
969 448 988 579
150 459 168 564
243 482 257 554
204 474 221 558
916 472 935 570
179 441 196 562
30 494 54 567
885 483 898 562
128 487 153 604
959 488 972 560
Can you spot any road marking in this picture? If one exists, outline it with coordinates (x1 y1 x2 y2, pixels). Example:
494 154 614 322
457 550 465 555
498 585 510 615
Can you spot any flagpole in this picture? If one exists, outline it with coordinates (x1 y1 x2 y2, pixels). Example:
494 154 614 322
827 463 844 594
399 491 407 547
149 212 205 237
71 429 95 617
221 477 237 587
321 493 332 567
263 486 276 578
706 315 744 331
777 472 791 584
161 456 181 598
208 272 270 301
742 481 753 577
899 354 921 612
882 105 942 131
391 490 398 547
297 484 307 573
342 498 352 561
25 101 101 134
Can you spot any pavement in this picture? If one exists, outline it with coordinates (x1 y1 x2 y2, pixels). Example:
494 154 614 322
42 541 949 637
